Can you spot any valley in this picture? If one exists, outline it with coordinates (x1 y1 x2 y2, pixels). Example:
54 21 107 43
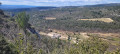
0 2 120 54
39 29 120 42
39 29 120 52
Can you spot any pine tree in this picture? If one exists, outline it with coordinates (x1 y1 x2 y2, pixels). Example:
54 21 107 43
16 12 30 53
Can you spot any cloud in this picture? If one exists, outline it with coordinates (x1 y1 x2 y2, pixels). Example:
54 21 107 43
0 0 120 6
26 0 103 2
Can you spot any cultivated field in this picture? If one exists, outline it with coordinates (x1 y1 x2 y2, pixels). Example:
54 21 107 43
45 17 56 20
78 18 114 23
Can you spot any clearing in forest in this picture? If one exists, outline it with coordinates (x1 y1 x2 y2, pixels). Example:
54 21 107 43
78 18 114 23
45 17 56 20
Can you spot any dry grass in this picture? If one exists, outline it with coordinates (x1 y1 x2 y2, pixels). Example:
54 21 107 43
78 18 114 23
45 17 56 20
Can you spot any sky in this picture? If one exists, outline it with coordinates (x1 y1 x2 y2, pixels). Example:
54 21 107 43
0 0 120 6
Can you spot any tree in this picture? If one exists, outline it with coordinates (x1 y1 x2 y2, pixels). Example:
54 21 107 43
16 12 30 53
16 12 29 31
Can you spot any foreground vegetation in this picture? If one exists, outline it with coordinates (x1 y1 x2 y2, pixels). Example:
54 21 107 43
0 33 120 54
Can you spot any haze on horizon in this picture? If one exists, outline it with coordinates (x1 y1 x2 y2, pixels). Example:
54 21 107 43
1 0 120 6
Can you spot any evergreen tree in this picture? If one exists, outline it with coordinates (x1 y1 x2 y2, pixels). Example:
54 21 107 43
16 12 29 31
16 12 30 53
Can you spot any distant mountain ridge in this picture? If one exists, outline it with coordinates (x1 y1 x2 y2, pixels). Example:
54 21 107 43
4 7 57 12
1 3 120 11
0 5 37 10
84 3 120 7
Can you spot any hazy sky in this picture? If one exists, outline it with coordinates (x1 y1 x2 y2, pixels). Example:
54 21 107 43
1 0 120 6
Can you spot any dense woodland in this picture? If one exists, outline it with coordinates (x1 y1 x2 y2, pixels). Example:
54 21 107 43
0 3 120 54
24 5 120 32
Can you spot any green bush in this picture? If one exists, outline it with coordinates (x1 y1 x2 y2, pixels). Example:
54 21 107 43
0 35 17 54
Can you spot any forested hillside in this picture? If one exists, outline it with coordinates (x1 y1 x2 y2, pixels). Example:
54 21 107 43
0 3 120 54
22 4 120 32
